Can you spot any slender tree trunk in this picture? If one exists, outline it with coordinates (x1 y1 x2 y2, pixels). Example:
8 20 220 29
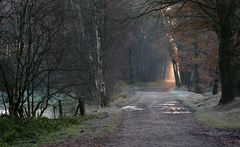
166 34 181 87
27 88 31 117
193 43 201 93
74 98 85 116
128 47 134 84
31 80 35 117
187 72 192 89
53 105 56 119
93 0 108 107
162 60 167 80
172 61 181 87
79 98 85 116
212 66 219 95
2 93 7 114
58 100 63 118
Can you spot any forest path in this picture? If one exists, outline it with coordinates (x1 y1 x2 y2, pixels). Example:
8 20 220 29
101 88 225 147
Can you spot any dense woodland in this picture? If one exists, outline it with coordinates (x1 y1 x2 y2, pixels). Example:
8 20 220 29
0 0 239 119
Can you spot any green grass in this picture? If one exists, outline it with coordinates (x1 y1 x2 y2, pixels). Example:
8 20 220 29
0 115 97 146
196 109 240 128
173 91 240 129
131 82 149 87
100 113 121 135
0 112 122 147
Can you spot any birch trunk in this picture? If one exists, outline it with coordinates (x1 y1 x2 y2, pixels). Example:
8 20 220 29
93 0 107 107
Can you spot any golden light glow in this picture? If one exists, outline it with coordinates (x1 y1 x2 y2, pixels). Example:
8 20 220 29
165 62 175 83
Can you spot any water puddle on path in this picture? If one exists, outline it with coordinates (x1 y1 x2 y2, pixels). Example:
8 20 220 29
153 101 191 114
121 105 144 111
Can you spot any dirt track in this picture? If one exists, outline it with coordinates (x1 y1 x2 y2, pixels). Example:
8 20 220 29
48 83 239 147
101 90 225 147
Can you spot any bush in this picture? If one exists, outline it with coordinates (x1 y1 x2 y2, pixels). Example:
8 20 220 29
115 80 128 92
132 82 147 87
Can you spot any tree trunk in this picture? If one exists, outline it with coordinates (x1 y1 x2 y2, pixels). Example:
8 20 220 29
31 80 35 117
53 105 56 119
193 43 201 93
9 103 18 117
94 0 108 107
8 94 19 117
172 61 181 87
217 0 235 104
219 53 234 104
180 72 185 85
79 98 85 116
162 63 166 80
187 72 192 89
212 66 219 95
74 98 85 116
58 100 63 118
27 88 31 117
212 79 219 95
2 94 7 114
233 81 240 97
128 47 134 84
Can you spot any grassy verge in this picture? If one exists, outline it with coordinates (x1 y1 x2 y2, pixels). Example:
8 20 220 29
0 112 122 146
0 115 97 146
39 112 122 147
0 83 131 147
171 91 240 129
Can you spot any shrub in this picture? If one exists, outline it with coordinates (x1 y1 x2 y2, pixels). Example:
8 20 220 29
115 80 128 93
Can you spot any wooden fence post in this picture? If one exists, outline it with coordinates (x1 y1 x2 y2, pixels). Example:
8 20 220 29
53 105 56 118
58 100 62 118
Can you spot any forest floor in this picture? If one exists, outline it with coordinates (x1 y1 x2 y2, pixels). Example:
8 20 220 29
46 82 240 147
